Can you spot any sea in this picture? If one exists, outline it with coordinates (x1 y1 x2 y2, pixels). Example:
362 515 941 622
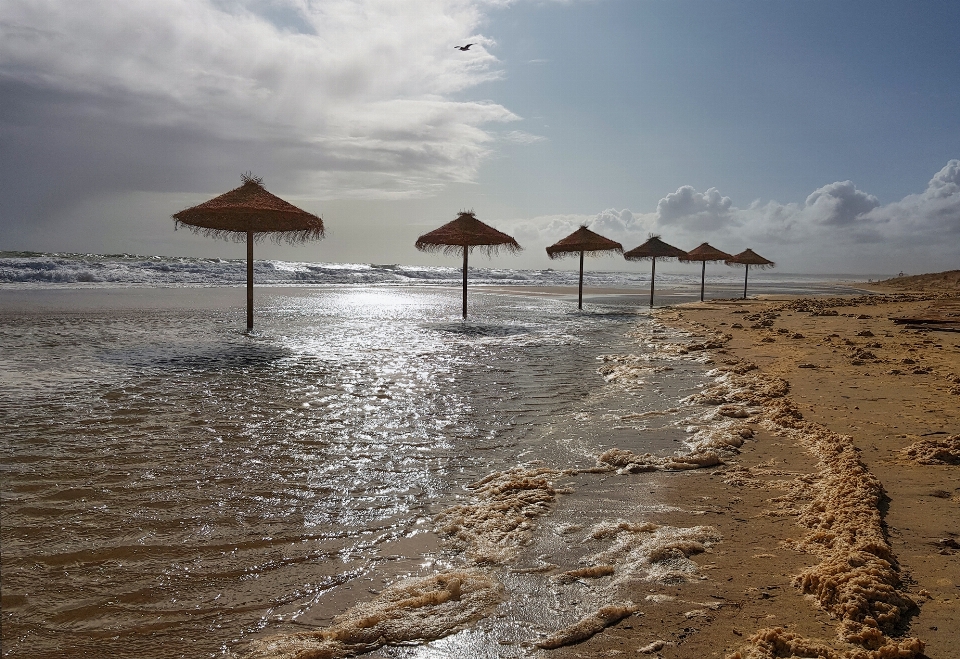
0 252 874 658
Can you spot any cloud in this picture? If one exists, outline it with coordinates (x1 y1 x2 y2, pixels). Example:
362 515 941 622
647 165 958 252
862 159 960 240
803 180 880 226
0 0 522 206
656 186 734 229
503 208 655 251
925 159 960 199
500 130 546 144
505 160 959 272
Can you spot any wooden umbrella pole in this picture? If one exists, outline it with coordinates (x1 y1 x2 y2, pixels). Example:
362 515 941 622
462 246 468 319
578 250 584 310
743 264 749 299
246 231 254 330
700 261 706 302
649 257 656 308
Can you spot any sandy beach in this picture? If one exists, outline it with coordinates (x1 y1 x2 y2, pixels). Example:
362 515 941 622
3 272 958 659
543 275 959 658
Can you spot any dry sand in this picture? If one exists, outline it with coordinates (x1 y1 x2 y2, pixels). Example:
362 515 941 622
548 276 959 658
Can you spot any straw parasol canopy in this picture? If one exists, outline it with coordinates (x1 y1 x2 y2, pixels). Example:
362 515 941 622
172 173 325 329
623 235 688 308
725 248 775 299
415 211 521 318
546 225 623 310
680 242 732 302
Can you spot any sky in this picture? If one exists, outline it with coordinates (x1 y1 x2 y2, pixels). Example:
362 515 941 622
1 0 958 275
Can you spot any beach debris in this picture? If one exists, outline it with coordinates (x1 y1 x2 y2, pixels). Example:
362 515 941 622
684 370 790 407
243 571 502 659
553 565 616 584
717 404 751 418
511 562 559 574
899 435 960 465
684 608 710 618
580 520 720 590
656 298 951 657
695 366 926 657
596 354 660 385
598 447 723 473
784 293 949 316
777 428 917 639
936 537 960 550
535 603 640 649
726 626 923 659
438 467 565 564
644 594 676 603
638 639 670 653
648 314 929 659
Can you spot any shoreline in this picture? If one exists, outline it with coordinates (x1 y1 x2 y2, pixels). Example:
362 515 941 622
4 279 956 657
549 288 958 657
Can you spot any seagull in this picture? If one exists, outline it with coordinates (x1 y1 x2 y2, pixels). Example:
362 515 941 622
454 43 475 51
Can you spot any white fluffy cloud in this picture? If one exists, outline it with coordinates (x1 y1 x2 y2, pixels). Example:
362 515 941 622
803 181 880 226
508 160 960 272
0 0 521 197
865 159 960 240
656 186 733 229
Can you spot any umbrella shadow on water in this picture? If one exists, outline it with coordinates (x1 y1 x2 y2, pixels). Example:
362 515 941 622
426 321 533 338
101 344 293 372
575 310 650 322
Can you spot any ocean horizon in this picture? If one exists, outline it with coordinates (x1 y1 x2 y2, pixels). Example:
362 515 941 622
1 250 890 294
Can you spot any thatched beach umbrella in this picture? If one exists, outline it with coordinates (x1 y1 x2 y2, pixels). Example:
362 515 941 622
415 211 521 318
726 248 775 299
623 235 688 308
545 225 623 310
173 174 324 330
681 242 732 302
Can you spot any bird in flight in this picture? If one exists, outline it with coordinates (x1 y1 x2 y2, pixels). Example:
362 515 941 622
454 43 475 51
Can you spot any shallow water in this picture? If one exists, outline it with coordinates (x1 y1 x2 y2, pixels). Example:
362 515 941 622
1 286 721 658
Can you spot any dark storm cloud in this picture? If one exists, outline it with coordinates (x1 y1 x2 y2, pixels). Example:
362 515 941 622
0 0 518 235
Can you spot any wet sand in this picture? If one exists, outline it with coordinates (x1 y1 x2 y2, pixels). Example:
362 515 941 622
546 283 959 657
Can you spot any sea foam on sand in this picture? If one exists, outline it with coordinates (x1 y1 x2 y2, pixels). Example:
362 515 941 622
661 309 927 659
243 571 502 659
